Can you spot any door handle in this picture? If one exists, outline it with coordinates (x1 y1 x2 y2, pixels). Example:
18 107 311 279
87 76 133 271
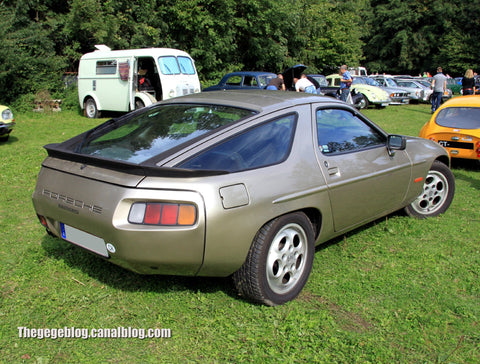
328 167 339 175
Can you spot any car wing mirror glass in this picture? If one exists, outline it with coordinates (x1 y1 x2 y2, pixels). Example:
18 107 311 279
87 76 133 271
387 134 406 156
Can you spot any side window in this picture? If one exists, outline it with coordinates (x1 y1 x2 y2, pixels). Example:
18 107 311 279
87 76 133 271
244 76 257 87
178 114 297 172
226 76 242 86
96 60 117 75
317 109 385 154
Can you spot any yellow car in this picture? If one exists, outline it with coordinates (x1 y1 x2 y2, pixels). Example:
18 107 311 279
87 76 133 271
419 96 480 161
0 105 15 141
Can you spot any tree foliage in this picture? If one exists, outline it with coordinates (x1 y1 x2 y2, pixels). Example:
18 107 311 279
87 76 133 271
0 0 478 104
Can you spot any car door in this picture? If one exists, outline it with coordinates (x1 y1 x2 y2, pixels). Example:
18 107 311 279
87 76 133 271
314 106 411 232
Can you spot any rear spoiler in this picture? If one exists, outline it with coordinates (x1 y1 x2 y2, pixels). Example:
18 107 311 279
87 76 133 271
44 143 229 178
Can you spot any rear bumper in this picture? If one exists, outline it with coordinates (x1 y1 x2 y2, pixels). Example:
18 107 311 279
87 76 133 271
32 166 207 275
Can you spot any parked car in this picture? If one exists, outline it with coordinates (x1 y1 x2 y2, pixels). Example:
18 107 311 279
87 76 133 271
0 105 14 141
203 71 276 91
308 74 368 109
447 78 462 95
78 45 201 118
356 76 410 105
327 74 391 108
32 90 455 306
415 78 453 102
394 78 431 103
372 76 425 103
282 64 308 91
419 95 480 162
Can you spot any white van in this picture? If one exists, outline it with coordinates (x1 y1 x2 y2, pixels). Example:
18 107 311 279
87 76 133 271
348 66 368 76
78 45 201 118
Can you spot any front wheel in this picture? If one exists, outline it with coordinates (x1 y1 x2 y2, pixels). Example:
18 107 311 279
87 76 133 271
355 94 368 109
233 212 315 306
135 99 145 110
404 160 455 218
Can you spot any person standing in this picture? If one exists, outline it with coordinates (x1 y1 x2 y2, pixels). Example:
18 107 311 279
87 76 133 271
461 69 476 95
294 74 316 93
339 65 353 102
430 67 447 113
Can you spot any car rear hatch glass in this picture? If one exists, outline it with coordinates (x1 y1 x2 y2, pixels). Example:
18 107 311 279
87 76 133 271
77 104 255 163
436 107 480 129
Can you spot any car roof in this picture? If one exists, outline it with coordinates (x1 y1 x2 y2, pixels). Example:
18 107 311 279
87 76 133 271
438 95 480 109
162 90 345 114
222 71 277 77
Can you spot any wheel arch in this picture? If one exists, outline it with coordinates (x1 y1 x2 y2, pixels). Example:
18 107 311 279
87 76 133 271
82 93 102 111
435 155 451 168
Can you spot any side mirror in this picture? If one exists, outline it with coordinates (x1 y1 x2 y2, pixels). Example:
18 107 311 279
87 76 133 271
387 134 406 156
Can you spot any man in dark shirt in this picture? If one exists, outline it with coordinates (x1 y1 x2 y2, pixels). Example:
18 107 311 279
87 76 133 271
266 74 286 91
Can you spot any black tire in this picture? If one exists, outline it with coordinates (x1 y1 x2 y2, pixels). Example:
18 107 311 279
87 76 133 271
84 98 101 119
404 160 455 218
135 99 145 110
355 94 368 109
233 212 315 306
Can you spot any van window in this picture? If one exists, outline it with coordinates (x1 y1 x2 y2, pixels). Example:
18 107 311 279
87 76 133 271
159 56 181 75
178 56 196 75
96 60 117 75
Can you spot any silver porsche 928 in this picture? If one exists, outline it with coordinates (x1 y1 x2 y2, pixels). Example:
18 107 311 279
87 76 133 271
32 90 455 305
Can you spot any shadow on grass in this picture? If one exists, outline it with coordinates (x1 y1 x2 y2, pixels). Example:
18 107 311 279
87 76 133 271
451 159 480 191
40 235 236 299
40 211 407 304
0 135 19 145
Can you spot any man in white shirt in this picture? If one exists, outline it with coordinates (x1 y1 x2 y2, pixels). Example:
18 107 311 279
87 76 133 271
294 74 316 93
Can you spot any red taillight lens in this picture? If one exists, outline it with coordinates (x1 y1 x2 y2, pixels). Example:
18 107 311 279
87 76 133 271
37 214 48 227
476 141 480 157
129 202 197 226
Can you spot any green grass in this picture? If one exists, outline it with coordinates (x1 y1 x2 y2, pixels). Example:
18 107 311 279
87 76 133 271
1 104 479 363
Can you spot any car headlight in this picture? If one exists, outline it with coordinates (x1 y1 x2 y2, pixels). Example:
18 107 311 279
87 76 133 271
2 109 13 120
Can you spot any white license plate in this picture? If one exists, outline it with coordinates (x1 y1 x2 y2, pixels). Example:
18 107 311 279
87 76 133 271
60 223 109 257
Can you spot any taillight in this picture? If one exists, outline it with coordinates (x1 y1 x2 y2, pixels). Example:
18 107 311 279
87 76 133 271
128 202 197 226
476 141 480 157
37 214 48 227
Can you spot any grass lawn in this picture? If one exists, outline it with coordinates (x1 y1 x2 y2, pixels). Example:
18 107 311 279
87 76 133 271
1 103 479 363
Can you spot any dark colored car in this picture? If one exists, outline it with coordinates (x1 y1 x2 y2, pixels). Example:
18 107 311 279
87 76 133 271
32 90 455 306
203 72 277 91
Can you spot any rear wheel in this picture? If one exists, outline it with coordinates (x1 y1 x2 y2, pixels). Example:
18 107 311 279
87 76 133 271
84 98 101 118
233 212 315 306
404 161 455 218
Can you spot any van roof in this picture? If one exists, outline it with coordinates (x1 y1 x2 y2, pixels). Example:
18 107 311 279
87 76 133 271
80 47 193 60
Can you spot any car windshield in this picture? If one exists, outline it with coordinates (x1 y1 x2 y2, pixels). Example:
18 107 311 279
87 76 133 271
397 81 417 88
363 77 380 86
77 104 256 163
435 107 480 129
352 78 365 85
418 80 431 88
310 76 328 87
385 78 398 87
